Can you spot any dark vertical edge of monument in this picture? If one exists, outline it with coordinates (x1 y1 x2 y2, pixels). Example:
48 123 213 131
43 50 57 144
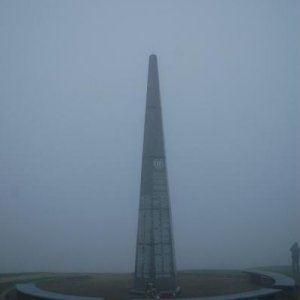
149 54 160 282
151 55 177 284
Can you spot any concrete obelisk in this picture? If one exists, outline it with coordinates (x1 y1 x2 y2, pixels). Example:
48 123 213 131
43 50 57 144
133 55 177 293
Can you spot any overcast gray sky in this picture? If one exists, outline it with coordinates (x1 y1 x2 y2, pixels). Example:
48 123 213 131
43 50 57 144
0 0 299 273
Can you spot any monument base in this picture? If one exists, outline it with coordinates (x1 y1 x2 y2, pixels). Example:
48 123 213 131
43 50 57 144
130 286 181 299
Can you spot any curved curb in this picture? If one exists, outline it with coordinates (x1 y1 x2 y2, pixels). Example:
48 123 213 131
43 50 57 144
14 270 296 300
244 270 295 289
16 283 103 300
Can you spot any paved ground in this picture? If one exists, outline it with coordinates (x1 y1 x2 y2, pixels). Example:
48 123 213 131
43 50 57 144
1 269 299 300
37 272 261 300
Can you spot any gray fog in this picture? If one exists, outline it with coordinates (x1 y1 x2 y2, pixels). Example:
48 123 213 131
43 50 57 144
0 0 299 273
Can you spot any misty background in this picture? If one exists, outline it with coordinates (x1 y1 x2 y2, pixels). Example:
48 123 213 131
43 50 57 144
0 1 299 273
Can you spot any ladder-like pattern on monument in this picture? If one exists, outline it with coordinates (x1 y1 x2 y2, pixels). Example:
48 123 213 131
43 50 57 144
134 54 177 292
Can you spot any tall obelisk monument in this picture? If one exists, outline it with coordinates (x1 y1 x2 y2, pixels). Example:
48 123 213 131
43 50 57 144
134 55 177 293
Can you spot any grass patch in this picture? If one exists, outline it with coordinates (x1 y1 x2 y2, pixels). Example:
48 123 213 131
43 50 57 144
179 269 243 277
